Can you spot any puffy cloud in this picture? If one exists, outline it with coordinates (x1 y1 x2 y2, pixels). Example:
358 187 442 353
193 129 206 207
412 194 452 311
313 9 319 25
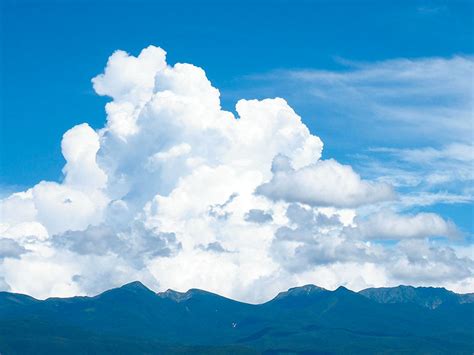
268 204 472 292
0 46 471 302
269 204 380 273
350 211 459 240
0 238 27 260
0 123 108 237
388 239 473 284
52 223 180 263
93 46 167 104
257 156 394 208
61 123 107 190
198 242 230 253
244 209 273 223
0 181 106 237
0 221 49 242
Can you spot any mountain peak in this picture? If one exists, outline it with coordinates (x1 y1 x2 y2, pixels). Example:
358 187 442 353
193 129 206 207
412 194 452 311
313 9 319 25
157 289 192 302
120 281 152 292
359 285 464 309
157 288 217 302
273 284 326 301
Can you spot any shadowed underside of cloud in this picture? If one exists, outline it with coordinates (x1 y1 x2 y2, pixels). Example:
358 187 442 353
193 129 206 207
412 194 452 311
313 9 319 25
0 46 472 302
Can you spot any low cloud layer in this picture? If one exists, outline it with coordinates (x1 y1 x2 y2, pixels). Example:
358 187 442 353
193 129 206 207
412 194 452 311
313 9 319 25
0 46 472 302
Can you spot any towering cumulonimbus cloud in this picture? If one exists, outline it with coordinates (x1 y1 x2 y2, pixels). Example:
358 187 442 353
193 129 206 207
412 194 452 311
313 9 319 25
0 46 471 302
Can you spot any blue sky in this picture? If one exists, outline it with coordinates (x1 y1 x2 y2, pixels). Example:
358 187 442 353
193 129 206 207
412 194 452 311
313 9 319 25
2 0 472 228
1 0 472 181
0 0 472 299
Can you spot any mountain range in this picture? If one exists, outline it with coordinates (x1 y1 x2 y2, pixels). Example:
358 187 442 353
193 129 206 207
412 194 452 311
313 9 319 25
0 282 472 354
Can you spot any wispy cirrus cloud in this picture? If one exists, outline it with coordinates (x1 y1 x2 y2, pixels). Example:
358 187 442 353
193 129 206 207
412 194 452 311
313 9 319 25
241 56 473 145
361 144 474 209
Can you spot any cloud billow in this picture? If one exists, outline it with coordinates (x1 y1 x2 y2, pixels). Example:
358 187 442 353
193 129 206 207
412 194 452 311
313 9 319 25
256 155 394 208
0 46 471 302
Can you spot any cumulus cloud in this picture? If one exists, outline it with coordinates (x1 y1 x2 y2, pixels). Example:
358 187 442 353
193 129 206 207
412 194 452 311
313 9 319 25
0 238 27 260
350 211 459 240
0 46 471 302
257 156 394 208
245 209 273 223
269 203 378 273
52 224 180 263
388 239 474 284
198 242 230 253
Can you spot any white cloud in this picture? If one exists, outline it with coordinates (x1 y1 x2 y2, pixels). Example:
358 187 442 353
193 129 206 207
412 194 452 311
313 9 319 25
242 56 473 154
242 56 474 214
0 46 472 302
282 56 473 143
359 143 474 211
371 143 474 164
0 123 109 237
61 123 108 190
0 238 27 260
351 211 459 240
257 156 394 208
93 46 167 104
388 239 473 285
146 143 192 168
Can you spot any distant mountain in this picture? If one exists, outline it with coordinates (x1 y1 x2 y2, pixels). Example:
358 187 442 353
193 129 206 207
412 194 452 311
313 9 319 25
0 282 472 354
271 284 326 301
359 285 474 309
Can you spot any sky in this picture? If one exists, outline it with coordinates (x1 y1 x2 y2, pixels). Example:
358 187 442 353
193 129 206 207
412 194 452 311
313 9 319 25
0 0 473 302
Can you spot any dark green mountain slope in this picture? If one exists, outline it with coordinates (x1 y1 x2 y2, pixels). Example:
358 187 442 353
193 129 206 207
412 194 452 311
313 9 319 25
0 282 472 354
359 285 474 308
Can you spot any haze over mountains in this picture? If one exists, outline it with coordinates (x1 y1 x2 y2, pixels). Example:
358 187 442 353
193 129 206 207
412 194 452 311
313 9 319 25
0 282 472 354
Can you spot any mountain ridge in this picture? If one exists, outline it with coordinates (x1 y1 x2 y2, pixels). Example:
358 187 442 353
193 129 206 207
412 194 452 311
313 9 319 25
359 284 474 309
2 281 473 307
1 282 472 354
